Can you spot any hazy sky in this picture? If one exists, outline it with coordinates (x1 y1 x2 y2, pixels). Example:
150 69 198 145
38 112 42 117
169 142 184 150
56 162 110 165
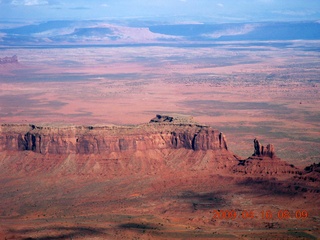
0 0 319 23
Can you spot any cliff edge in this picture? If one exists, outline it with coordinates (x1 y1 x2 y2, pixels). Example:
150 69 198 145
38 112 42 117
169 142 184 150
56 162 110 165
0 114 229 155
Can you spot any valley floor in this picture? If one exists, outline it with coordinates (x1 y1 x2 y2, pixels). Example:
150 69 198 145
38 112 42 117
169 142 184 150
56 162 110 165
0 151 319 240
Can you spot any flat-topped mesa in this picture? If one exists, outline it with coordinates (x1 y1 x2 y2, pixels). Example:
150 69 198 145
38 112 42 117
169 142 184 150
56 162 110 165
253 138 275 159
0 115 229 155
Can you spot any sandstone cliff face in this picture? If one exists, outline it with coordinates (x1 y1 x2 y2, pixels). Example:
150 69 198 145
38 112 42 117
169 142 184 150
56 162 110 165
0 116 229 155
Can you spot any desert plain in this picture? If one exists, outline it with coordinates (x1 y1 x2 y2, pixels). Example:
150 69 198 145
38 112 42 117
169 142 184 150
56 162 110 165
1 42 319 164
0 41 320 239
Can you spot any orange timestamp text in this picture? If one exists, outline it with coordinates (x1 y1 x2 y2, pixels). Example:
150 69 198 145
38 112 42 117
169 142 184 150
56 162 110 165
212 209 308 220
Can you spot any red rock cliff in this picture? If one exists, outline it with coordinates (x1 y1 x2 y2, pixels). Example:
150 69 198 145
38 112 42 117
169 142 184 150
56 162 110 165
0 115 229 155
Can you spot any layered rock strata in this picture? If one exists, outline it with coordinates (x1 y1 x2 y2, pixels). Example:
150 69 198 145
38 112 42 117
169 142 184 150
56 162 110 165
233 138 302 176
0 115 229 155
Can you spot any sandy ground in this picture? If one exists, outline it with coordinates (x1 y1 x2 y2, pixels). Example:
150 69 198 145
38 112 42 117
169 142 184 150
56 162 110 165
0 43 320 239
1 44 319 165
0 150 319 240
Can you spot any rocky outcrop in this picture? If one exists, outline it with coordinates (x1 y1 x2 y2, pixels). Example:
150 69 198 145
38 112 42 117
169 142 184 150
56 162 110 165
149 114 196 124
253 138 275 158
292 163 320 189
0 115 229 155
150 114 174 123
304 163 320 173
219 132 228 150
0 55 18 64
232 138 302 176
231 138 302 176
232 157 302 176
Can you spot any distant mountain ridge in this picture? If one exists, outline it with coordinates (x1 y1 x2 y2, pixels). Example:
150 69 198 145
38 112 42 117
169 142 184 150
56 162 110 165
149 22 320 41
0 20 319 46
0 55 18 64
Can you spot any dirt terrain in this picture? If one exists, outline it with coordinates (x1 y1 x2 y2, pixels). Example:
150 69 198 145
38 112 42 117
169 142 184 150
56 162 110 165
0 115 319 239
0 41 319 239
0 43 319 166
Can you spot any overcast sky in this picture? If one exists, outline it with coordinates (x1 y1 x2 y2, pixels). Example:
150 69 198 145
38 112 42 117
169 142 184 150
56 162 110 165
0 0 319 23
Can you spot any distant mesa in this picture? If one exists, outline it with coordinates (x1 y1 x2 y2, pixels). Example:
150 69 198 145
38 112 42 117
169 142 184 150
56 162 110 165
0 55 18 64
1 21 320 46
